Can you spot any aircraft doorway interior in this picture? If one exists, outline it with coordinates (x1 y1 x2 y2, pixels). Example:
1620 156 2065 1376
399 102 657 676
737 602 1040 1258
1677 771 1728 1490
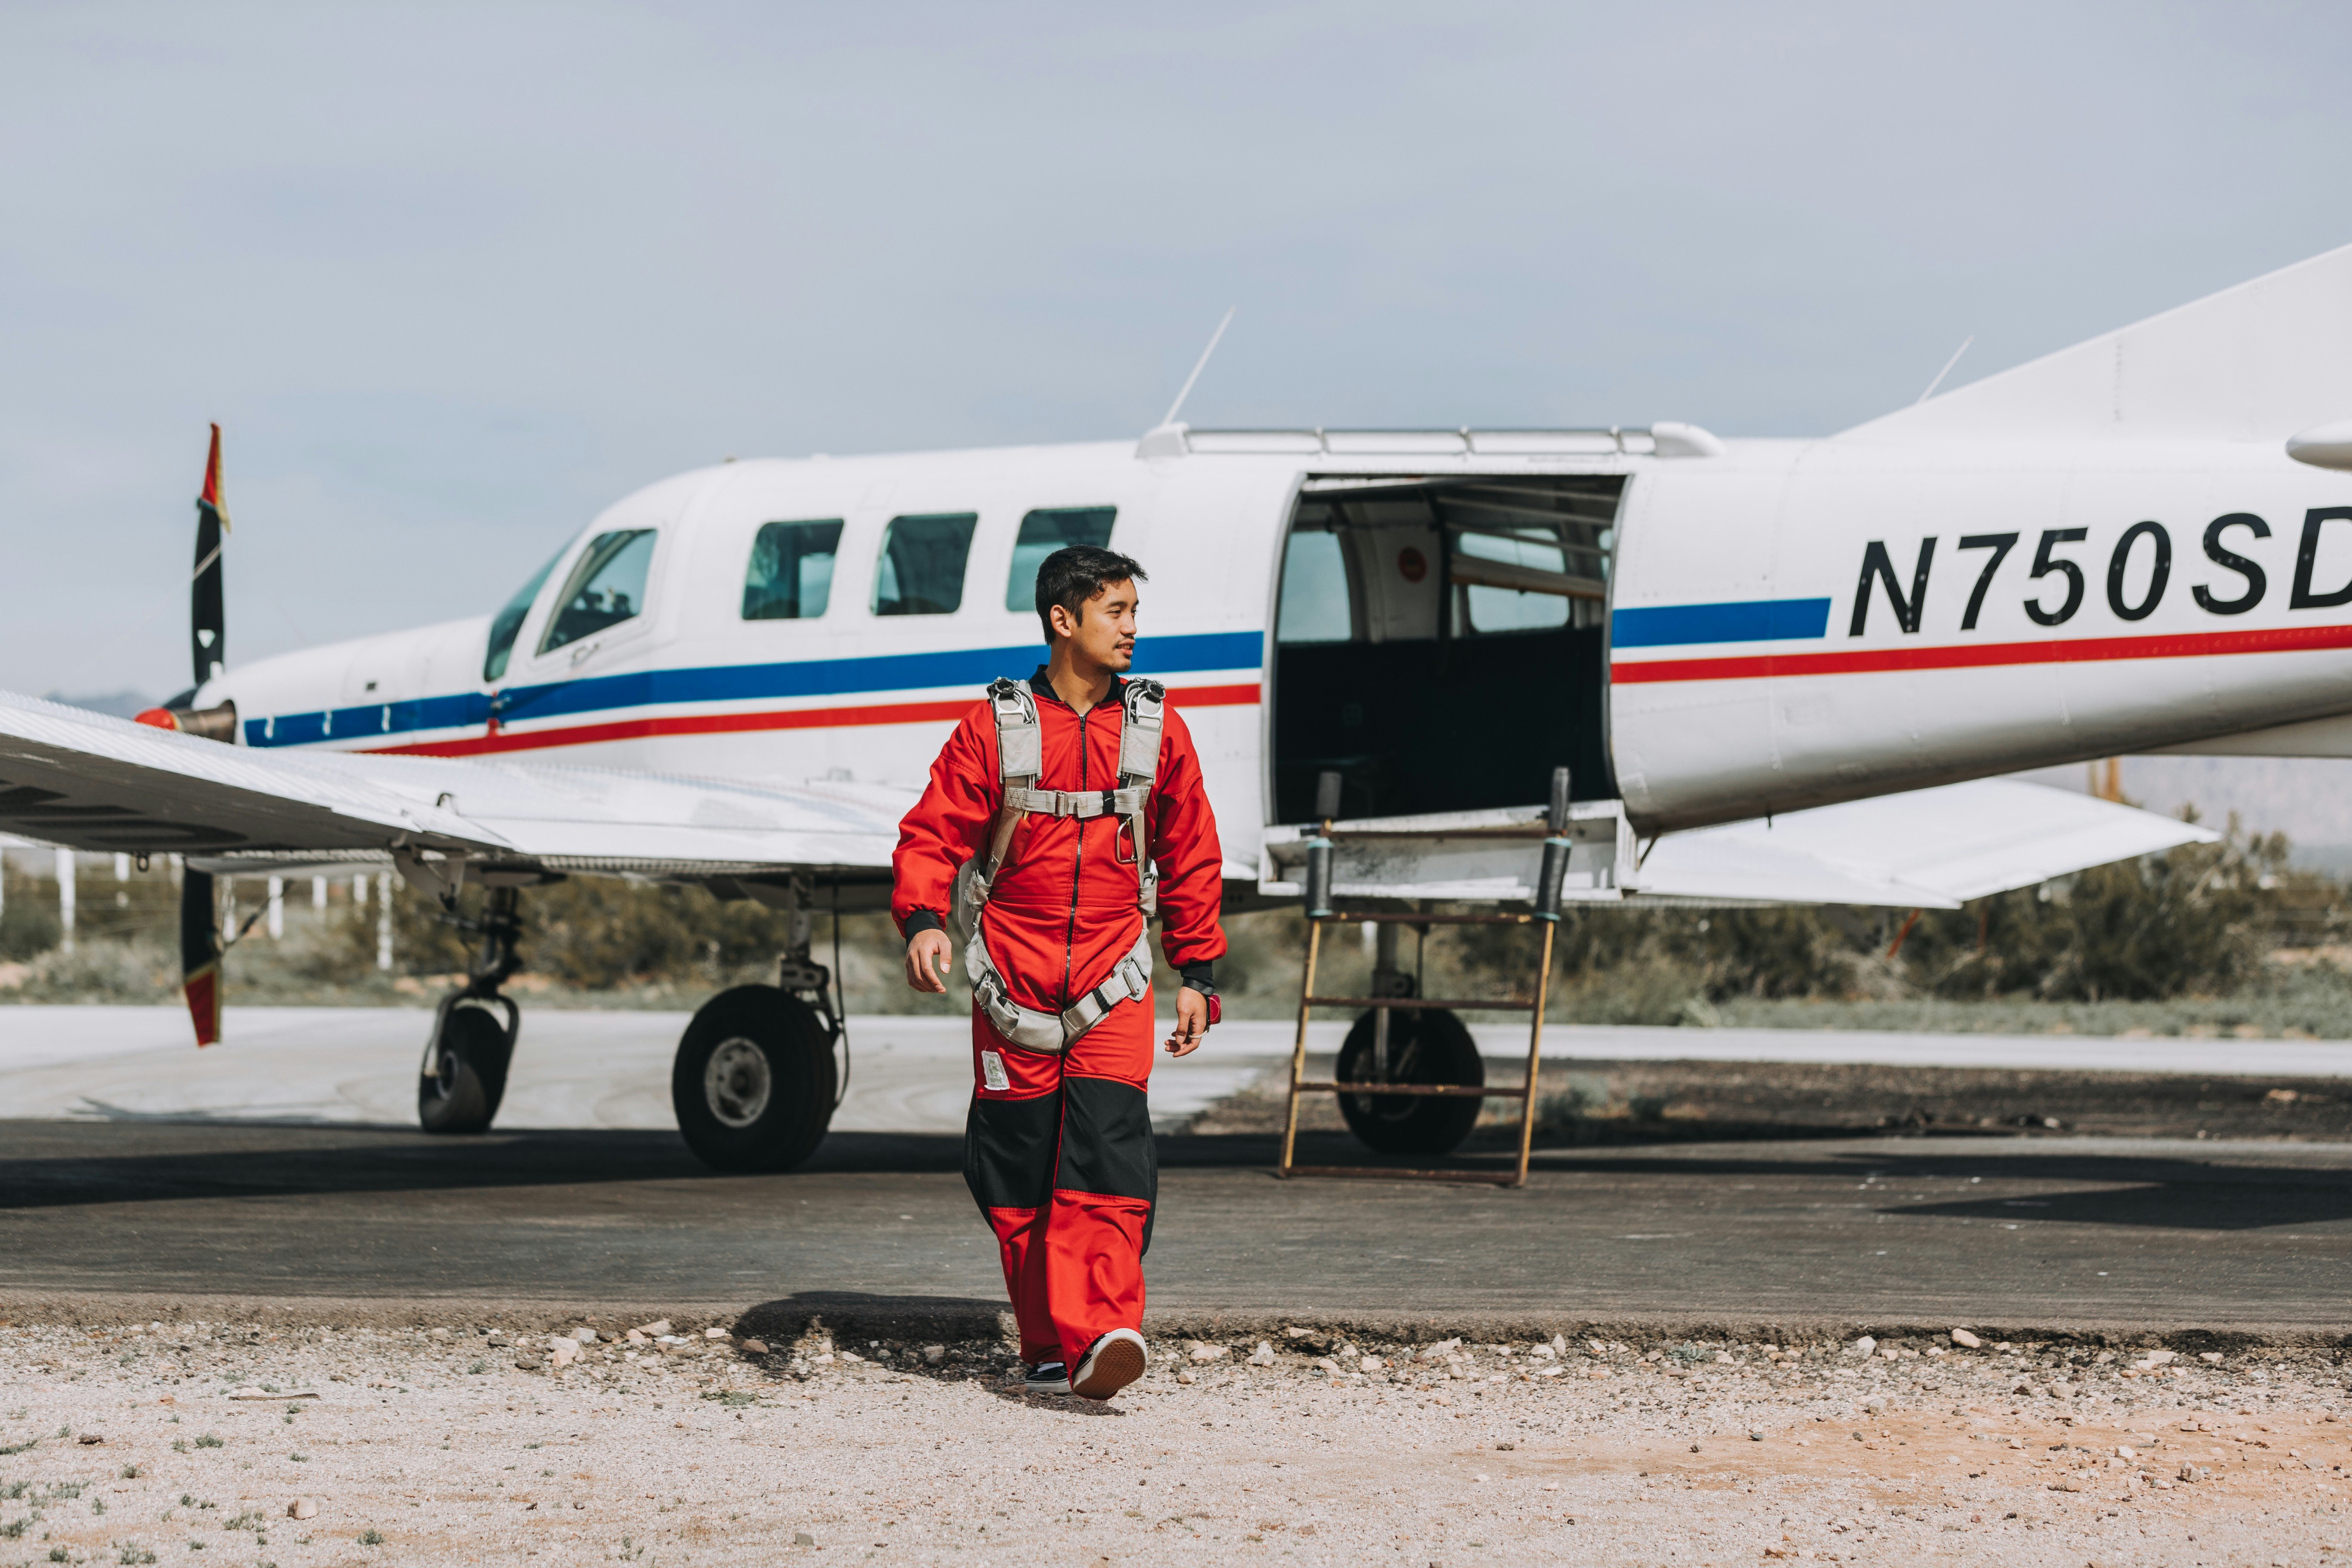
1270 474 1623 824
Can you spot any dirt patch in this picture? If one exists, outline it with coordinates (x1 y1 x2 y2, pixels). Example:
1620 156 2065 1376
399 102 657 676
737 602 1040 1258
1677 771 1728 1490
1190 1055 2352 1143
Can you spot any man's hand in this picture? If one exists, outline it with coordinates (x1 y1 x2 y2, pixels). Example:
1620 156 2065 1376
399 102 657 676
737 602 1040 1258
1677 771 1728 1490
904 928 952 994
1163 986 1212 1057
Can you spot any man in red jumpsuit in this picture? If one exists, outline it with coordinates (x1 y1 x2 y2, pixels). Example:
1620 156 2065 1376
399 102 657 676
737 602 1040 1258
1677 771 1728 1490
894 545 1225 1402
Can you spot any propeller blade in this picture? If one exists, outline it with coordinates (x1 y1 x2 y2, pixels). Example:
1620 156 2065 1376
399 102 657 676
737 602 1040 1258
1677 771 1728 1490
170 426 232 1046
192 422 228 689
180 866 221 1047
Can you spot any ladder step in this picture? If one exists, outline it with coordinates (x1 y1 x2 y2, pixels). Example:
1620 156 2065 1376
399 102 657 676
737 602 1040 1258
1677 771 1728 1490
1311 911 1548 926
1294 1081 1522 1098
1302 995 1536 1011
1280 1165 1525 1186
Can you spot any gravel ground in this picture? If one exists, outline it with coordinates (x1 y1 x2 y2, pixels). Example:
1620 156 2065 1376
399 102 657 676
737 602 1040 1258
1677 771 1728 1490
2 1315 2347 1566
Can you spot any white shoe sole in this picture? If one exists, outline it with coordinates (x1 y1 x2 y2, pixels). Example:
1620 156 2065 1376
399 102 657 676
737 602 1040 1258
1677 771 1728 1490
1070 1332 1146 1400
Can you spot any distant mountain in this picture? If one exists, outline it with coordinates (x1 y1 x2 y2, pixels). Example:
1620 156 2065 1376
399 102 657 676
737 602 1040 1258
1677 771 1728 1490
41 690 153 720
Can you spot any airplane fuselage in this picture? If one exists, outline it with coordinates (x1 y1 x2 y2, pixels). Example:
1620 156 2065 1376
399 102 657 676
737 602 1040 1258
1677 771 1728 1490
203 428 2352 863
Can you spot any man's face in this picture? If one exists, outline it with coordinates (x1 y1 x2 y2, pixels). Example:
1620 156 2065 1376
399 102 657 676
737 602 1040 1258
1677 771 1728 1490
1051 579 1139 670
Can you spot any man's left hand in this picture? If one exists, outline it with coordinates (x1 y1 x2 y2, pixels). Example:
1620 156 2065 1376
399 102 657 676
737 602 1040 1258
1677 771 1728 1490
1164 987 1213 1057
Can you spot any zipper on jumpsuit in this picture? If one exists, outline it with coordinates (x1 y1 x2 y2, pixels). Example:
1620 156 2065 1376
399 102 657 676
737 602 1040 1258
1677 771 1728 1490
1059 704 1088 1010
1044 702 1095 1262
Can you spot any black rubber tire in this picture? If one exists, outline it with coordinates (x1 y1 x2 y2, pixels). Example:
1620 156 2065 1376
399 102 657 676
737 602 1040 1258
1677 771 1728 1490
1333 1007 1485 1156
418 1003 515 1135
671 985 837 1173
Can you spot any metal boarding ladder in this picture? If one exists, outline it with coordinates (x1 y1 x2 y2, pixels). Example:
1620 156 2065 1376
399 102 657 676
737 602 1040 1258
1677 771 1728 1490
1275 769 1582 1189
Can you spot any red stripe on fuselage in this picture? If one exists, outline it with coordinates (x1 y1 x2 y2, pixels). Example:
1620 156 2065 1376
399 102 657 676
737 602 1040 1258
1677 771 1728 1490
1610 622 2352 684
364 682 1263 759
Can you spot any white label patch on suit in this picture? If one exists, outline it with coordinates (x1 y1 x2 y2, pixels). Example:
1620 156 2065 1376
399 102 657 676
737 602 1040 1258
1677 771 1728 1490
980 1050 1010 1092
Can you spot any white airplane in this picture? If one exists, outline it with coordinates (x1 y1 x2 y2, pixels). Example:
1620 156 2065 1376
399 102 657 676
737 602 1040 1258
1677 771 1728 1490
17 242 2349 1170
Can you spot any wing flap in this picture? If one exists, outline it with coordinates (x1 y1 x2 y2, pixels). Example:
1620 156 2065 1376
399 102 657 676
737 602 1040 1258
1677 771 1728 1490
1638 778 2215 906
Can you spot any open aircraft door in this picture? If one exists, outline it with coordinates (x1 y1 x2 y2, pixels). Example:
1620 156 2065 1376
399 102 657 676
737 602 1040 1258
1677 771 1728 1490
1253 455 1641 1173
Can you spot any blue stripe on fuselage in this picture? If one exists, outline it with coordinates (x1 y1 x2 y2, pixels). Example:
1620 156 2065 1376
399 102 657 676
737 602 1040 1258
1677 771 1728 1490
242 629 1267 748
1609 597 1831 648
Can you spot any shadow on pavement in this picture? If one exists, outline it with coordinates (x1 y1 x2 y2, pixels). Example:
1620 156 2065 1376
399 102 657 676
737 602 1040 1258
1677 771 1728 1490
4 1121 2349 1235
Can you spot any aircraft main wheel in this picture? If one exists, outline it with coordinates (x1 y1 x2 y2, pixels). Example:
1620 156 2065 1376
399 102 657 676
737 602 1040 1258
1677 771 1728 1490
1334 1006 1485 1156
671 985 837 1173
418 1001 515 1135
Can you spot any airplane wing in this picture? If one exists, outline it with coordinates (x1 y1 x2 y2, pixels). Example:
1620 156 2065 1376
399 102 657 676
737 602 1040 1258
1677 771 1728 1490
0 689 909 879
1635 778 2218 908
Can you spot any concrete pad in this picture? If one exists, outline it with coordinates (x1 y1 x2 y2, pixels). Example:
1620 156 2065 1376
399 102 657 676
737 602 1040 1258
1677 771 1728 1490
3 1007 2344 1137
0 1005 1295 1133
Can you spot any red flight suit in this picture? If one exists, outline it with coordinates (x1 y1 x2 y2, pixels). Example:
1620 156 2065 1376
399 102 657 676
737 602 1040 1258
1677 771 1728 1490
892 668 1226 1370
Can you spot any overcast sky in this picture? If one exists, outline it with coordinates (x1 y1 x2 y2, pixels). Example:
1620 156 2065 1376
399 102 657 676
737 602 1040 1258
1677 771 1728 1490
5 1 2350 698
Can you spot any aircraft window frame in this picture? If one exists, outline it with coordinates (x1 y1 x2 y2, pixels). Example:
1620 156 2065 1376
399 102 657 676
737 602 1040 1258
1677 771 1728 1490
742 519 845 622
1005 506 1118 613
538 527 659 656
1455 526 1573 635
483 543 566 683
1275 526 1360 645
871 511 979 618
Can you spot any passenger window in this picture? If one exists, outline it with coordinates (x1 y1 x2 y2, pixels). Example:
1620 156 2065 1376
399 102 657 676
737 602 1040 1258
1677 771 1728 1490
873 513 977 616
1005 506 1116 612
483 544 564 682
1276 529 1357 644
539 528 657 655
742 520 844 620
1457 529 1571 634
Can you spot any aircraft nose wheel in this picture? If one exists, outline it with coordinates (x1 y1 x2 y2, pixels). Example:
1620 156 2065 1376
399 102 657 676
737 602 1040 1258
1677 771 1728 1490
1333 1006 1485 1155
671 985 837 1173
418 997 518 1134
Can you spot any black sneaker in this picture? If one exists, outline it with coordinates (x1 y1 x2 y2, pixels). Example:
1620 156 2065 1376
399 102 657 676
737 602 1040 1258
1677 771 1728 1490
1070 1329 1147 1400
1021 1360 1070 1395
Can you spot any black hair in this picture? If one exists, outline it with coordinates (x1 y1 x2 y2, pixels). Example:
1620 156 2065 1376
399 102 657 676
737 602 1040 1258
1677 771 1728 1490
1035 545 1146 642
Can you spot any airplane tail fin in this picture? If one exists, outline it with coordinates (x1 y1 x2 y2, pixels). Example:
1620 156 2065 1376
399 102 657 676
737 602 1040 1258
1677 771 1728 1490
1840 241 2352 444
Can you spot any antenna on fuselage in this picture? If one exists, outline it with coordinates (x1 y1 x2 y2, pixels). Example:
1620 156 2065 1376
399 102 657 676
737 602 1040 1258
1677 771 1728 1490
1161 307 1236 427
1916 335 1975 404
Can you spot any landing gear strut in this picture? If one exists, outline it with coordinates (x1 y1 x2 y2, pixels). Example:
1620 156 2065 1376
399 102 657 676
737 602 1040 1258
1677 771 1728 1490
671 874 844 1173
418 883 523 1135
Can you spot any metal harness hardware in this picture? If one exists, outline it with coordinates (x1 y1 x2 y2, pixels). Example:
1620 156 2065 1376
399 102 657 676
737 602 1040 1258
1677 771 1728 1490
956 675 1166 1053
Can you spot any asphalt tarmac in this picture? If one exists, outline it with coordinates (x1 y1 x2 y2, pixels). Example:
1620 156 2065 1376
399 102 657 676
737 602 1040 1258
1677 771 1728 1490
4 1117 2347 1339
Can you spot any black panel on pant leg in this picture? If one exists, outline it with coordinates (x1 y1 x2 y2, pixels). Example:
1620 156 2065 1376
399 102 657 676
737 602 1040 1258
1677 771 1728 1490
1055 1076 1157 1202
964 1093 1063 1216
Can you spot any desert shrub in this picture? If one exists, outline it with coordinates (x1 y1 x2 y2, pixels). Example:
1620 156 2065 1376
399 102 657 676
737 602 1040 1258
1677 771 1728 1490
9 935 177 1002
1897 820 2306 1001
331 874 818 989
1448 811 2333 1009
0 898 60 960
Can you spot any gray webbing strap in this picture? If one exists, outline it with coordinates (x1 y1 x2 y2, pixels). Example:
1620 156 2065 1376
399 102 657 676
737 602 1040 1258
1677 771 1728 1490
1120 679 1164 918
1004 784 1150 819
968 924 1152 1054
964 679 1038 922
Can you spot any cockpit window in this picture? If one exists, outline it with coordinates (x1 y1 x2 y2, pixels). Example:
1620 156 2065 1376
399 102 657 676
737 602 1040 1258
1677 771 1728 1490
539 529 657 655
743 520 844 620
873 512 977 616
483 545 564 682
1005 507 1116 612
